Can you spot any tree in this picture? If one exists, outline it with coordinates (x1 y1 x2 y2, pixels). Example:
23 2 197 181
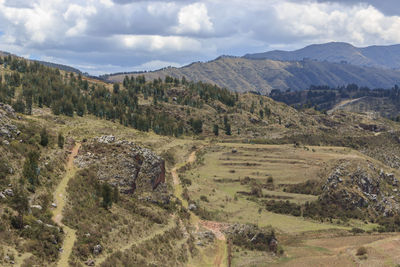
192 119 203 134
22 151 40 186
10 186 29 228
113 83 120 94
58 133 64 149
213 124 219 136
102 183 113 209
225 123 231 135
77 100 85 117
40 128 49 147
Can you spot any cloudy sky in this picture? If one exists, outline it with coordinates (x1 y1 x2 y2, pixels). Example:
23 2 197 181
1 0 400 75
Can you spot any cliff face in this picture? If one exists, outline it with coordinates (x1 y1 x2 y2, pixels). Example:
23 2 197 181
75 135 167 200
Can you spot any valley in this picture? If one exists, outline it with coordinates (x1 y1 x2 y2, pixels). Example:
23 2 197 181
1 52 400 267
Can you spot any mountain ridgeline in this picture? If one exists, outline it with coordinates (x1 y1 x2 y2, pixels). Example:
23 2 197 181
244 42 400 69
106 54 400 94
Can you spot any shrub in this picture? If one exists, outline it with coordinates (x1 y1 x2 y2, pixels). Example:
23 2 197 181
200 195 209 202
40 128 49 147
57 133 64 149
356 246 367 256
350 227 365 234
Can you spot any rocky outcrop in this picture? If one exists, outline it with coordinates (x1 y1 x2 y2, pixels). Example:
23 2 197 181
0 103 19 138
321 161 400 217
75 136 168 200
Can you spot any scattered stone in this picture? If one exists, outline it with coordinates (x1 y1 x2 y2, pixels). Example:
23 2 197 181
0 192 6 199
51 203 57 208
2 140 9 145
31 205 43 210
188 203 197 211
93 244 102 255
4 188 13 197
85 259 95 266
98 135 116 144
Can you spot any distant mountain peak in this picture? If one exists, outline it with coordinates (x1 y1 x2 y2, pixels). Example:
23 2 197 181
243 42 400 69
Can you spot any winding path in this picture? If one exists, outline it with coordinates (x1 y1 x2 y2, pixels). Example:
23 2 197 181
52 143 81 267
171 146 228 267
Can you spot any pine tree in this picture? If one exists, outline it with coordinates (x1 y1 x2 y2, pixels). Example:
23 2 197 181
10 187 29 228
22 151 40 186
213 124 219 136
225 123 231 135
40 128 49 147
58 133 64 149
102 183 113 209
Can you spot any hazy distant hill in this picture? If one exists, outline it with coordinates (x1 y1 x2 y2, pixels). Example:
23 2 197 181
0 50 81 74
33 60 82 74
106 57 400 93
244 42 400 69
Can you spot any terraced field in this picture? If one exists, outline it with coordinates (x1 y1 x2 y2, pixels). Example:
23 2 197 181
182 142 400 266
185 143 372 231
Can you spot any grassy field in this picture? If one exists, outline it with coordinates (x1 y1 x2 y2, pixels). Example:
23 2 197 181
184 143 375 232
180 142 400 266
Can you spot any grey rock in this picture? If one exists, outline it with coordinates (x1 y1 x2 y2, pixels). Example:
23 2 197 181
4 188 13 196
188 203 197 211
93 244 102 255
98 135 116 144
31 205 43 210
85 259 95 266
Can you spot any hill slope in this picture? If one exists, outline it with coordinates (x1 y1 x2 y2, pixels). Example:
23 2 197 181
106 57 400 93
244 42 400 69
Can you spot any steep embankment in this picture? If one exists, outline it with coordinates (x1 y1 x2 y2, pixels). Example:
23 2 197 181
106 57 400 93
52 142 81 267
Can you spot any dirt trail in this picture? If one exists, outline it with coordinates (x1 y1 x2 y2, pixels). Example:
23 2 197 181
52 143 81 267
199 221 227 241
172 146 228 267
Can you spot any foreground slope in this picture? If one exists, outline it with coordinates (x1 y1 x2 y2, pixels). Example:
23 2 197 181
1 53 400 266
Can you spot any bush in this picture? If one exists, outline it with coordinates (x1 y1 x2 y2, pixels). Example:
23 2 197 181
57 133 64 149
356 246 367 256
200 195 209 202
40 128 49 147
350 227 365 234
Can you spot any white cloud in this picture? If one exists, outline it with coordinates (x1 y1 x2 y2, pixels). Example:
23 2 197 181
174 2 213 34
1 0 400 75
273 2 400 45
120 34 202 52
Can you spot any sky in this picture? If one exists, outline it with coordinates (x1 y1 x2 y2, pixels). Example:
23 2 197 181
1 0 400 75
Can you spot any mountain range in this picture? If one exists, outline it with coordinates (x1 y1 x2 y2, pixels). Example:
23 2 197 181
105 55 400 94
244 42 400 69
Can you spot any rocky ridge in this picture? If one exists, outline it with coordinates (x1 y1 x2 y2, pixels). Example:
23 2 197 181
0 103 19 139
321 160 400 217
74 135 168 201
